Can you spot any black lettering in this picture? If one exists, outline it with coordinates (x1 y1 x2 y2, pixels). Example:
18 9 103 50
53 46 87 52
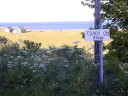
97 31 100 35
93 36 103 41
103 31 109 36
87 31 92 36
88 31 100 36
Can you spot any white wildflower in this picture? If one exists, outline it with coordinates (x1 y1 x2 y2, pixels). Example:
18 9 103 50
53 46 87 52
37 58 42 61
39 64 45 68
78 55 85 58
34 63 38 66
14 58 18 61
32 70 36 73
42 54 46 57
7 64 12 67
69 46 74 50
22 50 27 53
36 51 41 54
119 66 124 70
30 79 33 82
63 59 69 63
123 63 128 66
64 64 69 67
21 62 28 65
4 54 7 56
10 56 14 58
46 60 50 63
8 61 12 63
30 55 35 59
49 58 55 61
20 86 23 88
7 64 11 65
30 66 34 69
124 71 128 74
17 56 22 59
35 75 39 77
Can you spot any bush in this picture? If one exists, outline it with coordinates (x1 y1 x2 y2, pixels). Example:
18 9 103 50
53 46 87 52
0 37 128 96
93 56 128 96
104 27 128 63
0 36 19 55
22 40 42 52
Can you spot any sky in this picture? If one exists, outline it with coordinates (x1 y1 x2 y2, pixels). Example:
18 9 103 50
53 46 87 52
0 0 94 22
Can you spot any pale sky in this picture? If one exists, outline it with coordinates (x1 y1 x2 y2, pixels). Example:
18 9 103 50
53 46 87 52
0 0 94 22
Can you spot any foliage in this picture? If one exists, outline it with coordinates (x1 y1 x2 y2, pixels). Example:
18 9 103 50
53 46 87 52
81 0 128 62
104 27 128 62
0 37 128 96
94 56 128 96
0 37 94 96
0 36 19 55
22 40 42 52
101 0 128 62
80 32 85 39
49 45 87 63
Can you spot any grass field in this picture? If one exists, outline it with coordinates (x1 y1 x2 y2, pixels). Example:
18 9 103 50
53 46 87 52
0 29 110 49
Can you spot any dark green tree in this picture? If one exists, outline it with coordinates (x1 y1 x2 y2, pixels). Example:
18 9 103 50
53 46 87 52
82 0 128 62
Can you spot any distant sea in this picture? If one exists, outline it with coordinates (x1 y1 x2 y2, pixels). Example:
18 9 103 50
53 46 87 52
0 21 94 30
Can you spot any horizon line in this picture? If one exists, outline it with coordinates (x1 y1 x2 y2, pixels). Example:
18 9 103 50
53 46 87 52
0 21 94 23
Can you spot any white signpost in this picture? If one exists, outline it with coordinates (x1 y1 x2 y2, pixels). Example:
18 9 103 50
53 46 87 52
85 29 110 41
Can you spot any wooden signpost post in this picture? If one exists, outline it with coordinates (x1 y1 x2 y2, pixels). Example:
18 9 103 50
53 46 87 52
85 0 110 84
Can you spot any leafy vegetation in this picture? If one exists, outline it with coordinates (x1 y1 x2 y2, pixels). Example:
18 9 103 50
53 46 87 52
21 40 42 52
0 37 128 96
82 0 128 63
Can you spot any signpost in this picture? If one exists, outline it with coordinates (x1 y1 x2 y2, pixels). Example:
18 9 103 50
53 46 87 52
83 0 110 84
85 29 110 84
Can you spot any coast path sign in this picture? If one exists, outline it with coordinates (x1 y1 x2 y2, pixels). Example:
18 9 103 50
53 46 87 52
85 29 110 41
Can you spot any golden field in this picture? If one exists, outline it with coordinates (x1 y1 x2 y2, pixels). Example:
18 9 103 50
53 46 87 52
0 29 110 50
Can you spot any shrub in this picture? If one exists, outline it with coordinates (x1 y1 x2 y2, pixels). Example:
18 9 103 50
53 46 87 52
22 40 42 52
91 56 128 96
0 36 19 55
0 38 128 96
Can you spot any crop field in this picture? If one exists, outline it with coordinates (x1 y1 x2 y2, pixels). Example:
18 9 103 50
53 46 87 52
0 29 110 49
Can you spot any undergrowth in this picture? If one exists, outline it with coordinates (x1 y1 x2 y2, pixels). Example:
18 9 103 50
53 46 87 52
0 36 128 96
